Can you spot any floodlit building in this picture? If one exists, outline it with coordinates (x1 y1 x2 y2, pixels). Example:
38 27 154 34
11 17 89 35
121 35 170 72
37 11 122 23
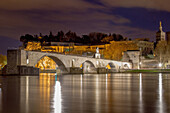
132 40 154 56
156 21 166 43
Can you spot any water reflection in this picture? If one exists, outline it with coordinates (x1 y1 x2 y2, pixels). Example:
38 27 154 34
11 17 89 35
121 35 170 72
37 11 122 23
0 73 170 113
0 80 1 112
157 73 165 113
53 81 62 113
139 73 143 113
25 76 29 113
40 73 62 113
95 74 99 113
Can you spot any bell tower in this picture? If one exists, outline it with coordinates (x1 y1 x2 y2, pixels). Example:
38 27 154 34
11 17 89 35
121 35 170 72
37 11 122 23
156 21 166 43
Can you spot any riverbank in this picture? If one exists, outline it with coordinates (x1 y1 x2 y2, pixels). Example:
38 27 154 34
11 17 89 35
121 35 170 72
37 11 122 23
1 69 170 76
123 69 170 73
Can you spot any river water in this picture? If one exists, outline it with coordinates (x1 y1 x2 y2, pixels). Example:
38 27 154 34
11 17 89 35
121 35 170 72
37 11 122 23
0 73 170 113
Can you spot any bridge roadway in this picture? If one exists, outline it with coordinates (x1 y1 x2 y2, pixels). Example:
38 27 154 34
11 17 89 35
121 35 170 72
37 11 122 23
6 49 132 74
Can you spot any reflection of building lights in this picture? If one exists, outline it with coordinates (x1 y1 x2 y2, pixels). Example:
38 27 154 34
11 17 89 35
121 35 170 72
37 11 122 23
106 74 107 89
139 73 143 113
53 81 62 113
139 73 142 101
26 76 29 113
159 73 162 102
158 73 164 113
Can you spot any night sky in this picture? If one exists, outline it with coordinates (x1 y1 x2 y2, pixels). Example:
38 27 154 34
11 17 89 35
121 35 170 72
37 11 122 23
0 0 170 54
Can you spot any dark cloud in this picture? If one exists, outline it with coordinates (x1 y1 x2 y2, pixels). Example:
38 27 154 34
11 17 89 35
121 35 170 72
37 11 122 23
100 0 170 12
0 0 170 54
0 0 99 10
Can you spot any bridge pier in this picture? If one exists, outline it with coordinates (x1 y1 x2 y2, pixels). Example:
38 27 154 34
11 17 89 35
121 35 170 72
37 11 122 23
97 67 107 74
3 49 132 75
70 67 83 74
106 69 118 73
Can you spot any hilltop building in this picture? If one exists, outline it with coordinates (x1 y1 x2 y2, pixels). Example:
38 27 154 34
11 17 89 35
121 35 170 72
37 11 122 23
156 21 166 43
132 39 154 56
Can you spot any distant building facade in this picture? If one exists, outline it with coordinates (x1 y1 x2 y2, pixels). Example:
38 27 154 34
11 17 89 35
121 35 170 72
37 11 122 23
156 21 166 43
132 40 154 56
166 32 170 45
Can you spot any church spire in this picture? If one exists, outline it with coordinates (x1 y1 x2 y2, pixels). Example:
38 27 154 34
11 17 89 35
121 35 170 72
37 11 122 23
159 21 162 31
156 21 165 42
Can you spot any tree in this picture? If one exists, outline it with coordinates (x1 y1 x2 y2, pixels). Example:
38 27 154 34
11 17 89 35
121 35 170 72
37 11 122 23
57 31 64 41
0 54 7 69
154 41 167 67
49 31 55 42
101 36 113 43
103 41 138 60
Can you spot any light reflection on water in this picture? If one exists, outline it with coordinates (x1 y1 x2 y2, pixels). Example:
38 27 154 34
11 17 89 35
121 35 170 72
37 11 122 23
40 73 62 113
139 73 143 113
53 81 61 113
0 82 1 112
0 73 170 113
157 73 165 113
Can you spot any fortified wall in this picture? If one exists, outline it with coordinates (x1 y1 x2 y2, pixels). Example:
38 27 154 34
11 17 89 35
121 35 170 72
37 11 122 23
4 49 39 75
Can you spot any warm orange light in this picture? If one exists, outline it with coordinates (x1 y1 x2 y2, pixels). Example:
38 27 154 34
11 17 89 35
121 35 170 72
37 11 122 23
106 64 111 69
35 56 56 70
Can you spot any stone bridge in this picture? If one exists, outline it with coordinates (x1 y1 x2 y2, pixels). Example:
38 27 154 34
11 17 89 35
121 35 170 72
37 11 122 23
5 49 132 75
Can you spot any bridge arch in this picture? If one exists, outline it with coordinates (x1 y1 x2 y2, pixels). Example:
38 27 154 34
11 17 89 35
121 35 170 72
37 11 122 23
123 63 130 69
35 55 68 73
106 62 118 72
106 62 116 69
80 60 97 73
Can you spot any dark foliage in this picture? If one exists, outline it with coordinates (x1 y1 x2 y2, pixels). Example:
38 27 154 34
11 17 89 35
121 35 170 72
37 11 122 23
20 31 127 46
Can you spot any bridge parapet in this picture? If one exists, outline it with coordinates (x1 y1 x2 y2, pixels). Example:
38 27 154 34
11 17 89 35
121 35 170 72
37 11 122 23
4 49 132 75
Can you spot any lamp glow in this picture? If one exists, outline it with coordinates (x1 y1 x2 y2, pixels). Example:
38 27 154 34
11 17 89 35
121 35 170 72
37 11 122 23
159 63 162 67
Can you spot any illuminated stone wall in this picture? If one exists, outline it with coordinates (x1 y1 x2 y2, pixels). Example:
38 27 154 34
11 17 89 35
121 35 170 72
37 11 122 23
25 42 41 51
104 41 139 60
25 41 141 60
132 40 154 55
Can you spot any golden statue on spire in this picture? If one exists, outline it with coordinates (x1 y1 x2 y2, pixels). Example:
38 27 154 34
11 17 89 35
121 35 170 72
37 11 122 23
159 21 162 31
160 21 162 27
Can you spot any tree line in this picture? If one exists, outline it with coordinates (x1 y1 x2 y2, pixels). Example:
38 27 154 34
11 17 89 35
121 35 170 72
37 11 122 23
20 31 128 47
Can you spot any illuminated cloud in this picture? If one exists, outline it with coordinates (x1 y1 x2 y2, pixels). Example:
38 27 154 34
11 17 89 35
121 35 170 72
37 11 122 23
99 0 170 12
0 8 130 38
0 0 169 42
0 0 99 10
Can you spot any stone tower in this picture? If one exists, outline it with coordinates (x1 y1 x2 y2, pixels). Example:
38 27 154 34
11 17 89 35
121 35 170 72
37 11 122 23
156 21 166 43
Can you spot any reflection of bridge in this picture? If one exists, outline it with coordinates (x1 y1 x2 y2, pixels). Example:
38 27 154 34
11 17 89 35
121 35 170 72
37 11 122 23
5 49 132 75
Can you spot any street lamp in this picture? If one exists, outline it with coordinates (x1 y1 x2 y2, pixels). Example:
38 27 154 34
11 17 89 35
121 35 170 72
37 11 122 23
139 62 142 65
159 63 162 68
